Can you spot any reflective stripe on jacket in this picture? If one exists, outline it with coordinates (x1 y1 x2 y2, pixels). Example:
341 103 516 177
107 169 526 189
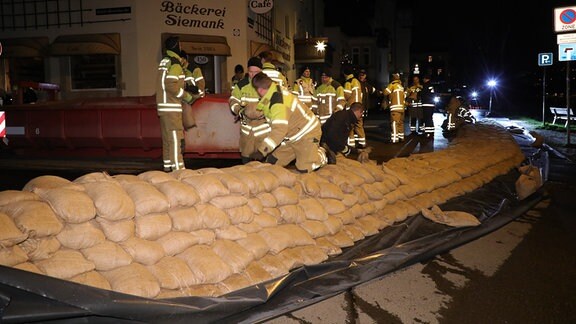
343 74 362 107
156 50 192 113
384 80 406 112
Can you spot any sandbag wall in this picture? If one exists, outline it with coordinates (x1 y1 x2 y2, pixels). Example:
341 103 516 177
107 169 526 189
0 123 526 299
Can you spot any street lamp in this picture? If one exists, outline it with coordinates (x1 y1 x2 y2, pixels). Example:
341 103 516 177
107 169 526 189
487 79 497 116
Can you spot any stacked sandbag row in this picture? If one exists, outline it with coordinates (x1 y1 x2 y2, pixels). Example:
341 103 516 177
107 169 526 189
0 123 525 299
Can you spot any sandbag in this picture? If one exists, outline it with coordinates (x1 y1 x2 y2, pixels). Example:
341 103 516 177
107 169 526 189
35 187 96 223
0 212 28 247
0 200 63 238
101 263 160 298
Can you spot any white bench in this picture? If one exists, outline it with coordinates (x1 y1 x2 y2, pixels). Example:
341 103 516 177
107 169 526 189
550 107 576 127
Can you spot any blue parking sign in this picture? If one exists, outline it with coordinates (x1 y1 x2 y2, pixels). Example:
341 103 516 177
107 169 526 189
538 53 553 66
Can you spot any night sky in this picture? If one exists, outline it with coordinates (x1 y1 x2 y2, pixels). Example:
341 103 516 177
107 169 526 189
324 0 576 115
411 1 564 81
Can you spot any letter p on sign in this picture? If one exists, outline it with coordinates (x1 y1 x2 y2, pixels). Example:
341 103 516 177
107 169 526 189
539 53 553 66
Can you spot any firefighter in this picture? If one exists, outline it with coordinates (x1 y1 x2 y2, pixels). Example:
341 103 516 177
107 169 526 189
315 69 346 125
156 36 201 172
383 72 406 143
320 102 364 160
406 75 423 135
250 72 329 173
292 66 317 112
228 57 271 164
343 65 365 148
421 74 436 137
442 95 476 134
259 51 289 89
358 69 376 116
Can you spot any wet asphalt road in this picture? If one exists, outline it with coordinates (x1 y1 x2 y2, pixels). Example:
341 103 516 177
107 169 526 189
265 113 576 323
263 181 576 324
1 112 575 323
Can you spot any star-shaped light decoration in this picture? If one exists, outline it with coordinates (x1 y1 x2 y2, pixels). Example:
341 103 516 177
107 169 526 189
314 40 326 53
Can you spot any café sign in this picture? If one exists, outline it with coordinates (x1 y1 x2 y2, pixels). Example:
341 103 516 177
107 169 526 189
249 0 273 14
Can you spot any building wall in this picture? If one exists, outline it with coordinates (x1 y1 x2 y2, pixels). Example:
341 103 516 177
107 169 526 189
0 0 303 99
1 0 407 101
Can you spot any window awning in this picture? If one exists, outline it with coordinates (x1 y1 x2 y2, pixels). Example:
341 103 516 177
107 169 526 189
166 34 231 56
0 37 49 57
49 33 121 55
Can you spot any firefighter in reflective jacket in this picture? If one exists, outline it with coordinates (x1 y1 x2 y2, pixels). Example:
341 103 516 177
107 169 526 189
250 72 328 173
156 36 200 172
383 73 406 143
259 51 289 89
442 95 476 133
343 66 365 148
315 69 346 125
229 57 271 164
292 66 317 112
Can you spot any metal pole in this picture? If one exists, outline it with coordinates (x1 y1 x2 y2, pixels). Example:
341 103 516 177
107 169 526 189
567 61 571 145
542 67 546 126
488 89 493 116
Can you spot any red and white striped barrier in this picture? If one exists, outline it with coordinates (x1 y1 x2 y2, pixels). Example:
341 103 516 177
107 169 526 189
0 111 5 138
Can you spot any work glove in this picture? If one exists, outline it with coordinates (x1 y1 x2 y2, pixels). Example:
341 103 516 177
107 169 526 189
186 84 200 95
249 150 265 162
234 108 246 124
356 146 373 163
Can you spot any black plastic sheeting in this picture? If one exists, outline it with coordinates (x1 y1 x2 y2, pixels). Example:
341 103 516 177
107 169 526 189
0 129 550 324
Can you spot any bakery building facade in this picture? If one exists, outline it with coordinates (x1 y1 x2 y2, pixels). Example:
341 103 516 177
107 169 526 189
0 0 327 103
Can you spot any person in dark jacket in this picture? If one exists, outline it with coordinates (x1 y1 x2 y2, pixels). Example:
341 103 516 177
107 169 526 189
420 74 436 137
320 102 364 160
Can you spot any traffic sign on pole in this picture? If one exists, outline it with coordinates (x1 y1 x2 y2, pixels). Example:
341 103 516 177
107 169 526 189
538 53 553 66
555 7 576 32
558 44 576 61
558 33 576 44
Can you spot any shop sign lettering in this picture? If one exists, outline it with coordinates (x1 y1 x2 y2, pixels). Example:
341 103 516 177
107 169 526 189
249 0 273 14
160 1 226 29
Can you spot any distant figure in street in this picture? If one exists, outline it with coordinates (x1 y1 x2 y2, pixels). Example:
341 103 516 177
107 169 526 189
406 75 424 135
321 102 364 160
383 72 406 143
420 74 436 138
358 69 376 116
